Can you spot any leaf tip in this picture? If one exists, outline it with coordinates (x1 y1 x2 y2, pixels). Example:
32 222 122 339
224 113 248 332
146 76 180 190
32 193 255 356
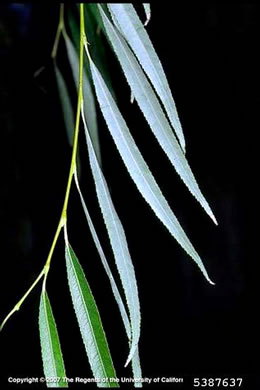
124 342 139 368
144 17 150 27
206 207 218 226
204 272 215 286
210 213 218 226
124 357 131 368
0 317 7 332
143 5 151 26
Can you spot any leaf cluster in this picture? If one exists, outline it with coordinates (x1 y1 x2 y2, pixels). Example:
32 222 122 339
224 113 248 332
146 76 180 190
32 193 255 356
1 4 217 387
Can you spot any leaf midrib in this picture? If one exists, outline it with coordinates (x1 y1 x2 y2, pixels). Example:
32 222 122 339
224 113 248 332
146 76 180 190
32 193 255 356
104 11 201 207
75 158 132 341
82 108 139 353
93 64 195 260
42 294 59 383
110 4 173 110
67 248 108 382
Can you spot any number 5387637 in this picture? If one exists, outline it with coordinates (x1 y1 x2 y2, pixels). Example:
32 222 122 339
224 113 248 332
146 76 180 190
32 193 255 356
193 378 242 387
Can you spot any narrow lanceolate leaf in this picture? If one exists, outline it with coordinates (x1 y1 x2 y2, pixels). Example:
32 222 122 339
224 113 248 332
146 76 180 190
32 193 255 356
74 170 142 385
99 6 217 226
39 292 68 388
142 4 151 26
74 170 131 341
80 107 141 367
65 239 118 387
54 64 74 146
89 58 215 285
64 34 102 165
107 4 185 153
88 3 105 34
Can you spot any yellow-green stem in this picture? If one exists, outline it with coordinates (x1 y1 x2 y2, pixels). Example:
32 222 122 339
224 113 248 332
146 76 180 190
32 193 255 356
1 4 86 330
0 269 45 331
43 4 85 286
52 4 65 59
43 4 85 284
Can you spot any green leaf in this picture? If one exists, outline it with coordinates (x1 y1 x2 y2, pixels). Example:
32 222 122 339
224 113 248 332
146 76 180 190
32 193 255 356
67 5 80 53
80 107 141 367
74 170 143 385
84 5 116 100
64 238 118 387
99 5 217 226
39 292 68 388
108 4 185 153
54 64 74 146
87 3 105 33
142 4 151 26
89 57 215 285
64 34 102 165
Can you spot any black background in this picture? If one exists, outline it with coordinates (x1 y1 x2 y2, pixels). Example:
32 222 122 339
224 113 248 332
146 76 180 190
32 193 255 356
0 3 259 389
